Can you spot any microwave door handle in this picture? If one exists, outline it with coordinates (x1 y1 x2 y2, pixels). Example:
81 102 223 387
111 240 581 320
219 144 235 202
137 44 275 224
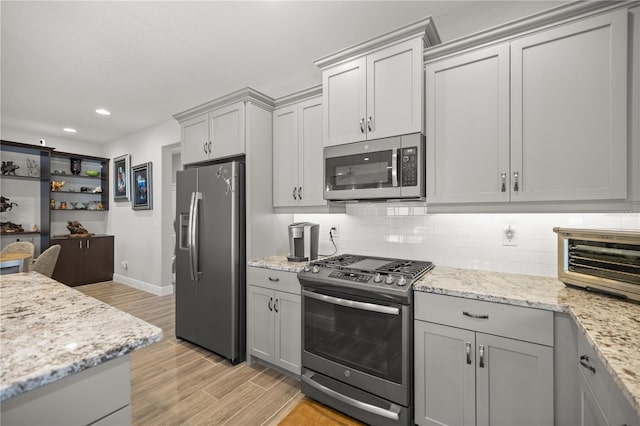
392 149 398 187
302 289 399 315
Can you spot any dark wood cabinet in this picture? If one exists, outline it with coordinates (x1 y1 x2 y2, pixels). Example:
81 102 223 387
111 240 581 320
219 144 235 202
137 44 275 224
52 235 114 286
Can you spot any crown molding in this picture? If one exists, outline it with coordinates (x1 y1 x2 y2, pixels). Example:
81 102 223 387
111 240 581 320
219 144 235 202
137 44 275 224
173 87 275 122
273 85 322 108
314 16 440 70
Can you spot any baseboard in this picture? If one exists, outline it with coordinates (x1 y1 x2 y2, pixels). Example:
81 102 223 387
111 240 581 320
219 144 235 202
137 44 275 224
112 274 174 296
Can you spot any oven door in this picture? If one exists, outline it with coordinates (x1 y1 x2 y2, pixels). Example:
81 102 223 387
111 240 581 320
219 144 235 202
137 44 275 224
301 287 411 406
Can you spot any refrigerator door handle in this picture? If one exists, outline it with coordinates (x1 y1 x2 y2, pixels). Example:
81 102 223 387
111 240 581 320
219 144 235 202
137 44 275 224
188 191 203 281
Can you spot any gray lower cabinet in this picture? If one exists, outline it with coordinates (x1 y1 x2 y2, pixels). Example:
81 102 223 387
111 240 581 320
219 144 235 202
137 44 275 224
247 267 301 375
577 331 640 426
414 293 554 426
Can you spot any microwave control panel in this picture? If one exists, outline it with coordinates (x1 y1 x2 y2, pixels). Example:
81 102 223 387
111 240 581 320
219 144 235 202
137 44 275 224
400 147 418 187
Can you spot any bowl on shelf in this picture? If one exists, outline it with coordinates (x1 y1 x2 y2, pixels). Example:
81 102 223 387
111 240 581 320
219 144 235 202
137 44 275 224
85 170 100 177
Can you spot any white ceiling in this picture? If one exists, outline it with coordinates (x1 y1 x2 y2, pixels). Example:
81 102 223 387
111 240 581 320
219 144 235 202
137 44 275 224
1 1 564 145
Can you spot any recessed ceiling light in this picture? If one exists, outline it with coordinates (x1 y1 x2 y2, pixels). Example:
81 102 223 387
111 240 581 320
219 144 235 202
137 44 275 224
63 128 77 133
96 109 111 116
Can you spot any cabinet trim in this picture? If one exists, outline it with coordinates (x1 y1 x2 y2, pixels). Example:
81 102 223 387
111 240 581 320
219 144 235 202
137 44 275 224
424 1 631 62
315 16 440 69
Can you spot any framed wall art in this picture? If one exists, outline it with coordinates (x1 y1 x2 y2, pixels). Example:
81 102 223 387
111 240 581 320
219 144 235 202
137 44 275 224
132 162 153 210
113 154 130 201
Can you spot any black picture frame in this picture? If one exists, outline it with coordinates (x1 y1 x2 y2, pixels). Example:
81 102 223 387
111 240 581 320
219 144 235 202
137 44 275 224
131 162 152 210
113 154 130 201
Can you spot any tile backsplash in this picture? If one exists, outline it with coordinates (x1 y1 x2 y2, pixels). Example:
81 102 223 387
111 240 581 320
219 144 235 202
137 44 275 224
294 206 640 278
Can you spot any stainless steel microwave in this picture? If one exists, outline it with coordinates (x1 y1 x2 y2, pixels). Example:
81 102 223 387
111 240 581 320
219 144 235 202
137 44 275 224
324 133 425 201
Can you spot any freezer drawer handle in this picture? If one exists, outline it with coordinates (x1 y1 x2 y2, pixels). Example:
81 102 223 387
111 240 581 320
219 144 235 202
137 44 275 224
302 289 399 315
302 372 400 421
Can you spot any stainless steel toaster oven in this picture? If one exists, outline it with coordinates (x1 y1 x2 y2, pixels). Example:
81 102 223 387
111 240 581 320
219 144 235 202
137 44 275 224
554 227 640 302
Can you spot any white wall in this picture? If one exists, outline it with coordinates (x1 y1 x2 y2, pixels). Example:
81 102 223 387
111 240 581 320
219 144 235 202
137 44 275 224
104 119 180 295
1 128 106 158
295 208 640 278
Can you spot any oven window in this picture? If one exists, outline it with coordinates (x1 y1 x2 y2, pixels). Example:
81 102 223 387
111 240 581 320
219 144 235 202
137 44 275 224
304 293 403 384
325 150 394 190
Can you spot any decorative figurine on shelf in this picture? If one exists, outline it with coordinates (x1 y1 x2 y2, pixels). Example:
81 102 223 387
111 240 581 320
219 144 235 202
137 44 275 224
67 220 89 235
59 202 67 210
26 159 39 177
50 198 56 209
0 196 18 212
0 221 24 233
70 158 82 175
51 180 65 191
92 186 102 193
97 202 104 210
1 161 19 175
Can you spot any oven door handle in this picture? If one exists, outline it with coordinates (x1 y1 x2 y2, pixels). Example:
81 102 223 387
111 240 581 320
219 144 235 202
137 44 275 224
302 290 399 315
302 372 401 421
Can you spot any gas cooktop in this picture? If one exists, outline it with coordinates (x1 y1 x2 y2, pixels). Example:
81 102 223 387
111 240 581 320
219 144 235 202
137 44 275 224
298 254 434 303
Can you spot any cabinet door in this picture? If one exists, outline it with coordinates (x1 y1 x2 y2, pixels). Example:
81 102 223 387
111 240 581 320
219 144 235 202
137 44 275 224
510 10 628 202
210 101 245 159
181 113 210 165
247 285 275 362
273 105 299 207
274 291 301 374
608 377 640 426
84 237 114 284
323 57 367 147
476 333 554 426
367 38 423 140
51 238 85 286
580 376 610 426
298 96 326 207
426 43 510 203
415 321 475 426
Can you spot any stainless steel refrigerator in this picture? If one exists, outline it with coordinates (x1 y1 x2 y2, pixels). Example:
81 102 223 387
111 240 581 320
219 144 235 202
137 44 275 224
175 159 245 364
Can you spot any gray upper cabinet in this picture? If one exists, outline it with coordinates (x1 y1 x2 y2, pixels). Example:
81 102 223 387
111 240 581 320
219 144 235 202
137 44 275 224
425 5 631 208
176 100 246 165
315 17 440 147
273 93 325 208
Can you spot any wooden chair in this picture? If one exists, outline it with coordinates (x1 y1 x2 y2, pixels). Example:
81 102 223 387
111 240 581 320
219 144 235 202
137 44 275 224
31 245 61 277
1 241 35 271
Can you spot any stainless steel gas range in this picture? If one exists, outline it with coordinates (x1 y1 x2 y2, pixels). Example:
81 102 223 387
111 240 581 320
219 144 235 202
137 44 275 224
298 254 434 426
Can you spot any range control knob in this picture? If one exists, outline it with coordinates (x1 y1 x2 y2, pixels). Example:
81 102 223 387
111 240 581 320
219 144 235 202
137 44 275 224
303 265 311 272
397 276 407 287
385 275 395 285
311 265 320 274
373 273 382 283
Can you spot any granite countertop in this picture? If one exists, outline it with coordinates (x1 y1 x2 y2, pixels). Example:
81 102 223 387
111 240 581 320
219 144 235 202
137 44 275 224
0 272 163 402
249 256 640 416
416 266 640 417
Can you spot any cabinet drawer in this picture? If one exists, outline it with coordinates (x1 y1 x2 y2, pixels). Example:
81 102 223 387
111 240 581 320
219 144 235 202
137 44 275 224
247 267 301 295
415 293 553 346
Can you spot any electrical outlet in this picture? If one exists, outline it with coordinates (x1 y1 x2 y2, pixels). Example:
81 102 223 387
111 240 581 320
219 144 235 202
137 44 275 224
330 224 340 238
502 225 517 246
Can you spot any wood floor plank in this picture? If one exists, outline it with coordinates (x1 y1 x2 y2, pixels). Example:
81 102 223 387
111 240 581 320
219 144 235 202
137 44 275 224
75 281 302 425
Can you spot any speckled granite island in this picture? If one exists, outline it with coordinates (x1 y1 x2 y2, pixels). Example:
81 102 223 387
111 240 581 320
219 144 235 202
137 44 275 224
0 272 162 425
249 255 640 421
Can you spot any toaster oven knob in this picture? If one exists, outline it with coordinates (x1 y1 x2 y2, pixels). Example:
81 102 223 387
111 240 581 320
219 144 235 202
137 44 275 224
312 265 320 274
397 276 407 286
373 273 382 283
385 275 395 285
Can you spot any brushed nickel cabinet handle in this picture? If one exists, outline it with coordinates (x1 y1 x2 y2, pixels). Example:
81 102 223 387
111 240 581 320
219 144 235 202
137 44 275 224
268 277 280 282
298 186 302 200
501 172 507 192
479 345 485 368
203 142 208 154
463 311 489 319
292 187 297 200
579 355 596 374
359 118 365 133
367 116 372 132
465 342 472 365
268 297 273 312
274 298 279 313
513 171 519 192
